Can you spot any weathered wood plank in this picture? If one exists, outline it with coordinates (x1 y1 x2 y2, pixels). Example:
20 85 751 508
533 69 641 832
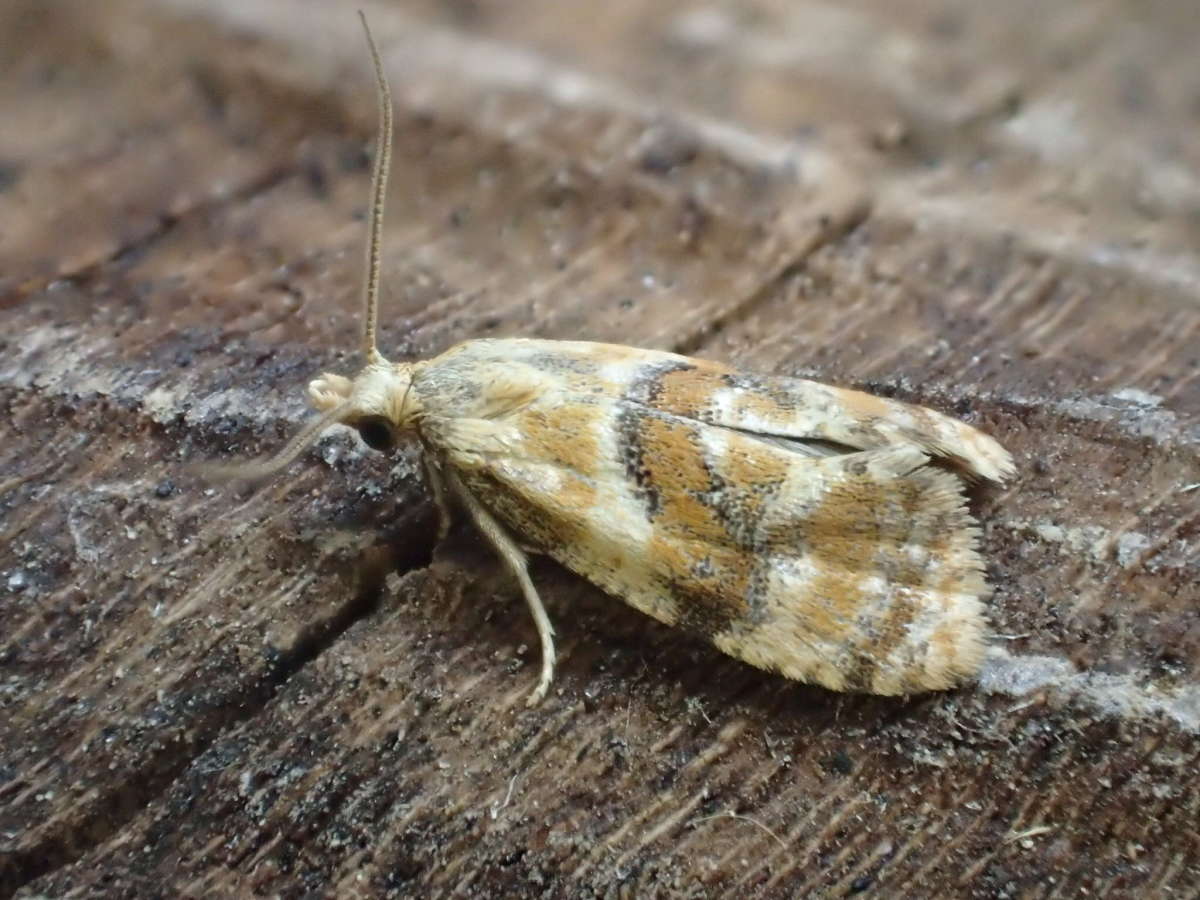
2 0 1198 896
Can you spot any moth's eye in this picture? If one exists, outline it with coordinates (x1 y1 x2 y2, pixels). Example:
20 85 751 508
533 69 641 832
355 416 397 453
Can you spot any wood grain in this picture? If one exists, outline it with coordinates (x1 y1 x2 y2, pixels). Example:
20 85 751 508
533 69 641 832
2 0 1198 896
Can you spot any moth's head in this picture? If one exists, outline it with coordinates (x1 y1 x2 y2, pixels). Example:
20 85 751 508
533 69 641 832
201 13 417 483
307 360 422 454
303 12 416 459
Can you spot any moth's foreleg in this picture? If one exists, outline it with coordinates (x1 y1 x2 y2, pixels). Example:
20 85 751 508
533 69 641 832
445 471 556 705
422 456 453 542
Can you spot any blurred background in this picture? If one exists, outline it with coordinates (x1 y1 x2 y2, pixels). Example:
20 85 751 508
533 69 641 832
2 1 1198 897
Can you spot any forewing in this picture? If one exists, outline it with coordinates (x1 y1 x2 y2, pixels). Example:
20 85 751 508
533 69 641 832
427 339 1013 482
429 374 989 695
608 351 1014 484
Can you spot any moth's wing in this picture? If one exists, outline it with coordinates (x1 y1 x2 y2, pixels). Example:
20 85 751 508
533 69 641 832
612 354 1015 484
433 392 988 695
435 339 1014 483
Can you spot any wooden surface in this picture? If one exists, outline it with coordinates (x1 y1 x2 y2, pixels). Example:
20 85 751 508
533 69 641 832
2 0 1198 896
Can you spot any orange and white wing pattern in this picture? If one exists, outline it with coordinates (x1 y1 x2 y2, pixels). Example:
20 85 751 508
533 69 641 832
425 339 1013 482
618 357 1014 484
414 340 1006 694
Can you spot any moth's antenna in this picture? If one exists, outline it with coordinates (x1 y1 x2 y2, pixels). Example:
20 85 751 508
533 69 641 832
358 10 391 366
196 401 354 484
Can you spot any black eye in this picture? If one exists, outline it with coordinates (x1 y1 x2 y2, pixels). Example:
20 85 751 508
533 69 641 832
356 416 397 452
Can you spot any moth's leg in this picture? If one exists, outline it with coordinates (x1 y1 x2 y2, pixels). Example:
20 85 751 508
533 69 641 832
422 455 452 542
445 470 555 705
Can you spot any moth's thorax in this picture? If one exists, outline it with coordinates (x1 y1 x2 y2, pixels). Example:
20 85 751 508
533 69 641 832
307 361 424 427
407 349 550 421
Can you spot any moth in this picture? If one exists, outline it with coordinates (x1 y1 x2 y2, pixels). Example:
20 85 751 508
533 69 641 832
218 14 1014 705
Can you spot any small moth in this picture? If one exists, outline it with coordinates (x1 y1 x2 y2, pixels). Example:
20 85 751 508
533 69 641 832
218 14 1014 705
